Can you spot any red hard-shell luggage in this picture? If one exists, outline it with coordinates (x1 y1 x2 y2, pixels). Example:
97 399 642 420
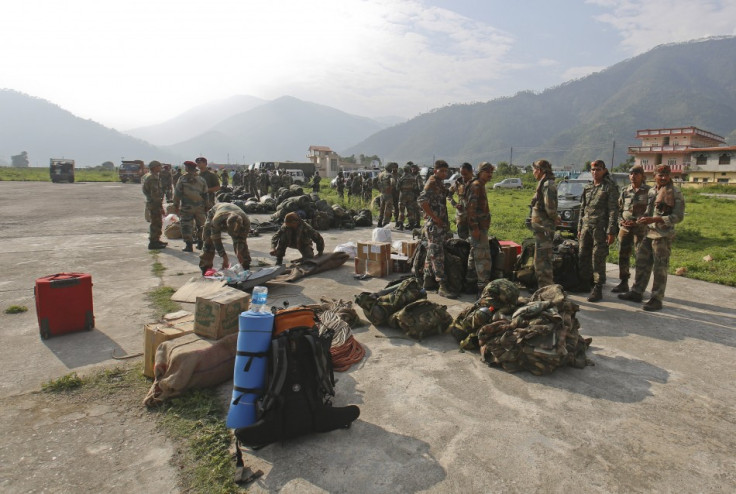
35 273 95 339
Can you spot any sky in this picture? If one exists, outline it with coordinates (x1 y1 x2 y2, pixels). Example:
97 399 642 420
2 0 735 130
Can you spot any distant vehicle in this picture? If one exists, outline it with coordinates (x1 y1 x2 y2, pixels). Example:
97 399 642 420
49 158 75 183
444 172 461 186
555 171 628 235
493 177 523 190
119 160 146 183
250 162 275 172
275 161 316 179
283 169 306 185
330 168 380 188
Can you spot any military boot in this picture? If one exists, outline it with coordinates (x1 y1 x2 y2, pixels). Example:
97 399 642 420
395 221 403 230
438 281 459 299
182 242 194 252
377 216 384 228
422 274 439 291
587 284 603 302
148 241 167 250
618 291 643 303
195 240 203 250
611 278 629 293
642 298 663 312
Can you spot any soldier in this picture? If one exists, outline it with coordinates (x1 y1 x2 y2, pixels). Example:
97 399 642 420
411 163 423 227
390 165 400 224
159 164 173 202
232 168 242 188
172 166 182 187
312 171 322 193
142 160 167 250
280 170 293 188
361 172 373 203
377 162 397 227
418 160 457 298
269 212 325 265
397 163 418 230
619 165 685 311
195 157 221 212
612 164 651 293
578 159 619 302
220 168 229 187
259 169 270 197
447 163 474 240
269 170 282 195
529 159 560 288
198 202 252 275
335 171 345 199
465 162 495 295
248 168 260 199
345 173 354 199
174 160 207 252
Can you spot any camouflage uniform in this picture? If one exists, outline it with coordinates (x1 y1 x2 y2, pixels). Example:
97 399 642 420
361 175 373 203
199 168 221 212
448 175 471 240
142 169 164 243
630 181 685 303
391 169 400 222
335 173 345 198
397 168 420 229
417 175 450 283
173 170 207 244
220 169 229 187
578 173 618 286
258 170 270 197
199 203 252 272
617 182 651 281
350 173 363 198
312 173 321 193
281 172 293 188
465 177 492 288
159 166 173 202
377 167 396 226
271 218 325 264
172 168 182 188
269 172 282 195
529 175 559 288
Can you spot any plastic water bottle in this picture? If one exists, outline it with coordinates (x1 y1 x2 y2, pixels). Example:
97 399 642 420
251 286 268 313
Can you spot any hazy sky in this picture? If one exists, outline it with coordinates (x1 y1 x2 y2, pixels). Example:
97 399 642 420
2 0 735 130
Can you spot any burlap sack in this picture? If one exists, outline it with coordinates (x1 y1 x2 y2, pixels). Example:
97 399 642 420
143 333 237 407
164 222 182 239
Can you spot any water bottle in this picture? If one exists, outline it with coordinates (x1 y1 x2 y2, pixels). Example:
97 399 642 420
251 286 268 313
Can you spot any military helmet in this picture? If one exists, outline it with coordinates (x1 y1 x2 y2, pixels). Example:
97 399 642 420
403 164 412 173
148 160 162 169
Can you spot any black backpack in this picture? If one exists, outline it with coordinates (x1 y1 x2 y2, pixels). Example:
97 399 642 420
234 326 360 448
552 239 581 291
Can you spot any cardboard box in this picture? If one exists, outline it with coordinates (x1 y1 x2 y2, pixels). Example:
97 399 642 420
499 241 521 276
143 313 195 378
390 254 411 273
399 240 419 258
194 290 250 340
357 241 391 262
499 240 522 256
354 257 392 277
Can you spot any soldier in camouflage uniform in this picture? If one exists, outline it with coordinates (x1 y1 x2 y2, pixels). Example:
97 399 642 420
447 162 474 240
578 159 619 302
246 169 258 198
335 171 345 199
612 164 651 293
361 172 373 203
377 162 397 227
174 161 207 252
418 160 457 298
465 162 494 295
397 163 420 230
280 170 293 188
529 159 560 288
142 160 167 250
350 172 363 200
172 167 182 188
159 164 173 202
312 171 322 193
258 169 269 197
220 168 229 187
619 164 685 311
269 170 282 195
195 157 221 212
270 212 325 265
198 202 252 274
390 165 400 224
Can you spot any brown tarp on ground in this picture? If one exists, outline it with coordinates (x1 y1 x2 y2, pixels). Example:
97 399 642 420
271 252 350 283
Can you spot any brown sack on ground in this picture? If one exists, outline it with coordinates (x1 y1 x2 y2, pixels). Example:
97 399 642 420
143 333 237 407
272 252 350 283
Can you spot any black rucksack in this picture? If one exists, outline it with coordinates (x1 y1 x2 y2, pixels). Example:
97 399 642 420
234 325 360 448
552 239 581 291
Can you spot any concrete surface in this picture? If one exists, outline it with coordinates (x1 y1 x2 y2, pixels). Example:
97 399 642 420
0 181 735 493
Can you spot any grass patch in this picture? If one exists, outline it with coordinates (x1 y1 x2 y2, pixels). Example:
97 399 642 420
4 305 28 314
0 166 119 182
152 261 167 277
41 372 83 392
146 286 181 318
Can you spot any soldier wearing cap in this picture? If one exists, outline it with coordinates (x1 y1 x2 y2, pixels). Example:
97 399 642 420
397 162 421 230
448 162 474 240
199 202 251 275
377 162 398 227
195 157 220 212
612 164 651 293
529 159 560 288
269 212 325 265
465 162 495 295
174 160 207 252
159 163 173 202
142 160 167 250
578 159 619 302
619 164 685 311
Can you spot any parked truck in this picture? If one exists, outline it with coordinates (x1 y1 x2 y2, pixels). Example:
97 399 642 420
119 160 146 183
274 161 316 179
49 158 75 183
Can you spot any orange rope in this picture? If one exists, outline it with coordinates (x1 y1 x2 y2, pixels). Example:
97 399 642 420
330 335 365 372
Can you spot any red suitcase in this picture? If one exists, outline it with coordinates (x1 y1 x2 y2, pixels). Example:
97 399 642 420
35 273 95 339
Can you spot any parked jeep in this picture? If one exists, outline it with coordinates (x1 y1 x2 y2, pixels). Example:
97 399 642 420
50 158 75 183
119 160 146 183
493 177 523 189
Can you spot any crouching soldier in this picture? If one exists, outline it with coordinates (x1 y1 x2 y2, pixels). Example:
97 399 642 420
270 212 325 265
198 202 252 275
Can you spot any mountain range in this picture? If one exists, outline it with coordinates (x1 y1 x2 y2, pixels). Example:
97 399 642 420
1 36 735 168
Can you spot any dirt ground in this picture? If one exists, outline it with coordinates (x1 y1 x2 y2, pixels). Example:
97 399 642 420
1 181 735 493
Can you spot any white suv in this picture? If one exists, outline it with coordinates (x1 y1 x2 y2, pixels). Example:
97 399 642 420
493 178 523 189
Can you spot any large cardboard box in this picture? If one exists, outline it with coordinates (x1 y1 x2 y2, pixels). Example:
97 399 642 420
399 240 419 258
499 241 521 277
354 258 392 277
194 290 250 340
357 241 391 262
143 312 195 378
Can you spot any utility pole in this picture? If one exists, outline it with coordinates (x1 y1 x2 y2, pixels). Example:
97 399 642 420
510 147 513 166
611 140 615 168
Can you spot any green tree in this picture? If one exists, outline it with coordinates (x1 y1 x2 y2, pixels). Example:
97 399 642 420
613 156 634 172
11 151 29 168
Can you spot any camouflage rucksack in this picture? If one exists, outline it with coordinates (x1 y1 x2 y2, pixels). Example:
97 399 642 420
311 211 332 231
444 251 465 295
512 237 537 289
353 209 373 227
354 277 426 326
388 300 452 340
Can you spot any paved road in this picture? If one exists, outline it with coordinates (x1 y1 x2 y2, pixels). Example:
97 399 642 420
1 181 734 493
